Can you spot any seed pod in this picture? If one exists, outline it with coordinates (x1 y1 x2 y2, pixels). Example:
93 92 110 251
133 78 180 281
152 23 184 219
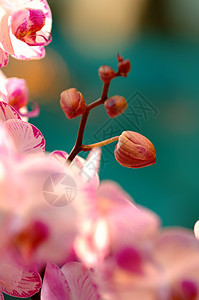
60 88 86 119
104 96 127 118
114 131 156 168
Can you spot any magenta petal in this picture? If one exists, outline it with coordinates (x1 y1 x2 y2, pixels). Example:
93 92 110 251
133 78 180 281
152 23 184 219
3 119 45 154
0 101 21 122
0 292 3 300
3 270 41 298
61 262 100 300
41 262 70 300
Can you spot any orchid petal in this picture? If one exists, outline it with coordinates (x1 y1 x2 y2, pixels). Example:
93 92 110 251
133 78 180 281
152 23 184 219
0 9 14 55
41 262 70 300
0 49 9 68
0 101 21 122
81 148 101 184
153 229 199 279
61 262 100 300
0 292 3 300
50 150 68 164
0 71 8 102
0 261 22 293
3 119 45 154
3 270 41 298
18 100 40 118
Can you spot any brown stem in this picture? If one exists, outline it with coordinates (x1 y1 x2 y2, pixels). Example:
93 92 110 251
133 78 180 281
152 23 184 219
66 81 110 163
66 70 124 164
81 136 119 151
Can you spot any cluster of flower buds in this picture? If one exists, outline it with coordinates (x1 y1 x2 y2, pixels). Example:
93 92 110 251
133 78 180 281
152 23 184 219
60 55 156 169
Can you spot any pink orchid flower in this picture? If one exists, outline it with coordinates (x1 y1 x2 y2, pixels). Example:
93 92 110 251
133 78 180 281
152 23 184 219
0 257 41 299
0 70 39 119
0 123 78 267
73 181 160 268
41 261 101 300
0 0 52 67
0 111 101 267
100 229 199 300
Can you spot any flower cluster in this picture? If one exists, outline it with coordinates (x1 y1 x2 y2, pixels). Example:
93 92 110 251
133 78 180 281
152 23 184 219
0 1 198 300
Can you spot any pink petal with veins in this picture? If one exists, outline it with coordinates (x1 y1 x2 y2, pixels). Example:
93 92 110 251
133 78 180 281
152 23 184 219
41 261 100 300
3 119 45 154
3 270 41 298
0 101 21 122
0 260 22 293
61 262 100 300
41 262 70 300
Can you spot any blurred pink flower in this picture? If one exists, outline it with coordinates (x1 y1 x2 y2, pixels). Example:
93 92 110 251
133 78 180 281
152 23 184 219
0 71 40 119
0 0 52 67
0 117 102 267
74 181 160 267
41 261 101 300
96 228 199 300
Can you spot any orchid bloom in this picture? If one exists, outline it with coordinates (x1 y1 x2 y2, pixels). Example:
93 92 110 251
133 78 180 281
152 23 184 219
102 229 199 300
0 258 41 299
41 261 101 300
0 0 52 67
0 103 102 267
73 181 160 268
0 71 39 119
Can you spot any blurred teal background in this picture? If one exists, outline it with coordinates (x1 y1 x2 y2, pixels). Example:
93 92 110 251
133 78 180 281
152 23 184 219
4 0 199 228
3 0 199 299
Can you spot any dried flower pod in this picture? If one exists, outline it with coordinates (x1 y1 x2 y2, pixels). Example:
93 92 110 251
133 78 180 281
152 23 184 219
104 95 127 118
117 54 131 76
60 88 86 119
98 65 116 83
114 131 156 168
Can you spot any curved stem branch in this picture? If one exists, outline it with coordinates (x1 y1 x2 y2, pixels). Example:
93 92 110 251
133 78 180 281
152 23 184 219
66 81 111 163
81 136 119 152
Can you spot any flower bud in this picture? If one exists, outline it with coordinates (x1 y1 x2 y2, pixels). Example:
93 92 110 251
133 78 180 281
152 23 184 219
104 95 127 118
60 88 86 119
98 65 116 83
117 54 131 76
114 131 156 168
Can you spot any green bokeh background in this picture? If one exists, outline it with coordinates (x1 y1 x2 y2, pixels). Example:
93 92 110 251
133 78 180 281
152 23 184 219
3 0 199 299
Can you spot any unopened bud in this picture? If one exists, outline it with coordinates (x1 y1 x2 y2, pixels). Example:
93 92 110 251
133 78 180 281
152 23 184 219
6 78 28 109
117 54 131 76
98 65 116 83
60 88 86 119
114 131 156 168
104 95 127 118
